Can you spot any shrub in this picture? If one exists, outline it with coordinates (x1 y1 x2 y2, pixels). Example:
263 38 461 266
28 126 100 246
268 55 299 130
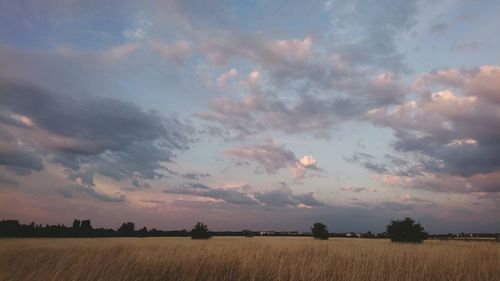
311 222 329 240
190 222 211 239
386 217 427 243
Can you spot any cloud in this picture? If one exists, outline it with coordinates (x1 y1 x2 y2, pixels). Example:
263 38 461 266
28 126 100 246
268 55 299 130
0 78 195 196
344 152 388 174
367 66 500 193
226 140 322 179
59 184 126 203
340 187 377 193
181 172 211 180
199 58 407 140
0 172 18 187
54 43 139 63
328 0 419 72
225 141 296 174
152 40 191 63
404 172 500 194
292 155 322 179
201 34 314 74
199 75 367 139
368 67 500 178
194 1 413 140
140 199 164 205
430 22 448 34
165 183 258 205
0 143 43 175
413 66 500 105
165 183 325 209
254 187 324 208
216 68 238 89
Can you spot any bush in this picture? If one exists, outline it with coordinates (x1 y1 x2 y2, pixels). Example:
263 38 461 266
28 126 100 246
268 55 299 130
190 222 211 239
311 222 329 240
386 217 427 243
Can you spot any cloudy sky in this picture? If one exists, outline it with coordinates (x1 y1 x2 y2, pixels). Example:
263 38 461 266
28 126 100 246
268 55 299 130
0 0 499 233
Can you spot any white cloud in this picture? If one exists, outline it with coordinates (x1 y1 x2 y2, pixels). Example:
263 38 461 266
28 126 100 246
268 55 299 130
216 68 238 89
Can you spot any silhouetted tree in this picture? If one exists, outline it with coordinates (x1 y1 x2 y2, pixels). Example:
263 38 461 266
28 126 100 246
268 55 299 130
0 220 21 237
72 219 81 229
118 222 135 236
80 219 93 236
190 222 211 239
386 217 427 243
311 222 329 240
242 229 254 237
81 220 92 230
137 226 148 237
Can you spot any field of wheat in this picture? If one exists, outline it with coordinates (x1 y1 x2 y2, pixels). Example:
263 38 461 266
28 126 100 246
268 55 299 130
0 237 498 281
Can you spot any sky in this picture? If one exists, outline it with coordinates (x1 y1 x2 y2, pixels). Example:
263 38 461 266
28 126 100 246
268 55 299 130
0 0 499 233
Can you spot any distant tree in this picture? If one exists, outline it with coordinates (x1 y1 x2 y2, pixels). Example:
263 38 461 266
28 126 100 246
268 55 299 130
386 217 427 243
80 220 92 230
311 222 329 240
137 226 148 237
80 219 93 237
190 222 211 239
72 219 81 229
242 229 253 238
118 222 135 236
0 220 21 237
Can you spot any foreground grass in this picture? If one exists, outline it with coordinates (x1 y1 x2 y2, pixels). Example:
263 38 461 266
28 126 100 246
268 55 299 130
0 237 498 281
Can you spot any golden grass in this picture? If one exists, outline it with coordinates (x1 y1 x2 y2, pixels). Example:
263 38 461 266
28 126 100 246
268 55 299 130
0 237 498 281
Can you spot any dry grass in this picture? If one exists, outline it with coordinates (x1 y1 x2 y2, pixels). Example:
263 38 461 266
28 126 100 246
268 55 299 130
0 237 498 281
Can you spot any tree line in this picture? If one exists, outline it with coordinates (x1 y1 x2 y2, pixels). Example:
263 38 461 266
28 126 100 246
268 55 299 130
3 217 494 243
311 218 427 242
0 220 188 238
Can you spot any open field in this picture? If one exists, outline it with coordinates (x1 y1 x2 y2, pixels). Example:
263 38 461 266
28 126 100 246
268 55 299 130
0 237 499 281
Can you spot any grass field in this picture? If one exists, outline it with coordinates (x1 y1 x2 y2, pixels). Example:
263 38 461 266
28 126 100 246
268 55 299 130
0 237 498 281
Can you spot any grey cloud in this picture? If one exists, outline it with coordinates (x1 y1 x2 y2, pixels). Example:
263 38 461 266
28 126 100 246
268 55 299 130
0 147 43 175
329 0 419 72
290 192 325 207
195 6 415 141
226 141 297 174
369 106 500 178
344 152 388 174
199 93 360 140
196 4 414 140
141 199 164 204
165 183 325 208
430 22 448 34
393 134 500 177
165 184 258 205
0 78 195 194
181 172 211 180
226 140 323 180
340 187 376 193
385 154 409 167
200 33 344 87
376 196 436 212
345 151 425 178
0 172 18 187
407 171 500 194
59 185 126 203
254 187 325 208
182 183 212 190
366 66 500 193
254 188 296 207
